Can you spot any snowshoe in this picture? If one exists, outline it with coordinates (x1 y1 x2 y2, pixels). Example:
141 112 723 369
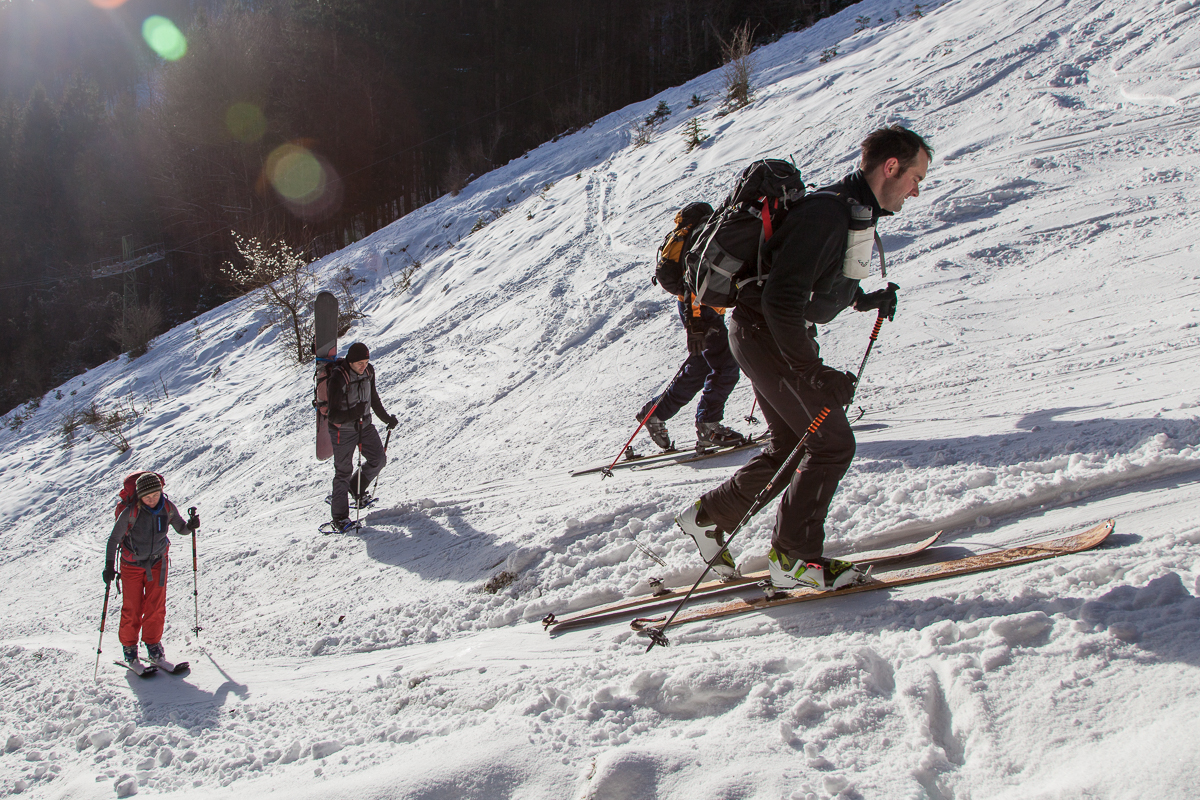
675 500 739 579
768 550 868 591
321 517 362 535
695 421 748 451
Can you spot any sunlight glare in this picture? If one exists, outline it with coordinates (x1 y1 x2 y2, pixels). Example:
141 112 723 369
142 16 187 61
226 103 267 143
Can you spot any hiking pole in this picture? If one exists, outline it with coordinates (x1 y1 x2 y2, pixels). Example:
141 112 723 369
354 420 366 528
642 407 831 652
365 427 392 499
93 581 113 681
849 295 894 400
643 310 891 651
601 360 690 479
188 507 202 637
744 397 760 426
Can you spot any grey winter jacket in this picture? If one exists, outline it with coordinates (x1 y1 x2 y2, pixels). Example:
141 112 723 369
106 496 188 584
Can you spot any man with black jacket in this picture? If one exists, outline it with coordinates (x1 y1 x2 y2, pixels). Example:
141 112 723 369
676 126 932 591
327 341 398 532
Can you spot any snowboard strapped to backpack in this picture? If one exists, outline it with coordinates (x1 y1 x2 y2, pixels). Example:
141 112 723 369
684 158 806 308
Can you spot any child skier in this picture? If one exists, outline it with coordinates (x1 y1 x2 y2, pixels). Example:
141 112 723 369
102 472 198 674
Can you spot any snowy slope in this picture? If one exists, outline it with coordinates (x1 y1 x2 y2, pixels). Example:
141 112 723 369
3 0 1200 795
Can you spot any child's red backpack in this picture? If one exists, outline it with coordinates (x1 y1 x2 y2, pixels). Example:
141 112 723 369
115 472 165 520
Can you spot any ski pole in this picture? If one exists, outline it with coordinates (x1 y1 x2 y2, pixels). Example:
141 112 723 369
188 507 202 637
601 360 689 479
744 397 760 426
644 310 891 651
643 407 831 652
355 421 365 528
93 581 113 681
365 428 391 498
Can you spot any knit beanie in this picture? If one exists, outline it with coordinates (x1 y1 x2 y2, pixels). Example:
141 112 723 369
346 342 370 363
135 472 163 499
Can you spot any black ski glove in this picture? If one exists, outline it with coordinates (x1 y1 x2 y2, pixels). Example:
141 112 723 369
854 282 900 321
186 514 200 532
802 363 858 407
102 566 116 585
385 414 399 431
685 319 707 356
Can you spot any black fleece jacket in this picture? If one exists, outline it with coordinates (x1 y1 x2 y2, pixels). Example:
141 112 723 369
327 362 391 425
733 170 888 373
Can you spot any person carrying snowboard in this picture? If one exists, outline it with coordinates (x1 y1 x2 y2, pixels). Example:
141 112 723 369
676 125 932 591
327 341 398 532
103 472 198 673
637 202 747 453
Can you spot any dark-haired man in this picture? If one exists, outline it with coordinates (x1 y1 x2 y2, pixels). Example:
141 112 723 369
676 125 933 590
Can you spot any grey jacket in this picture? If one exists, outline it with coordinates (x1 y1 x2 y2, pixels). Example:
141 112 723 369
106 496 187 583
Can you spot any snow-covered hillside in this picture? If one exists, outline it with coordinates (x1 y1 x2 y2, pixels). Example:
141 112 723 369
3 0 1200 795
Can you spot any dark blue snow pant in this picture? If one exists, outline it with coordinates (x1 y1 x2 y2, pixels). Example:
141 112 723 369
330 418 387 520
651 302 740 424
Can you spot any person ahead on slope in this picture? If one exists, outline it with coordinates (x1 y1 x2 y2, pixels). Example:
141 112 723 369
103 472 198 671
676 125 933 591
327 341 398 532
637 202 747 453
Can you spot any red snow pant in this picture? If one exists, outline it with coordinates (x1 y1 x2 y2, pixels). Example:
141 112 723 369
119 555 168 648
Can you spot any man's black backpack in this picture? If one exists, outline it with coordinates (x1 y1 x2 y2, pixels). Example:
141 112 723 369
684 158 806 307
654 202 714 296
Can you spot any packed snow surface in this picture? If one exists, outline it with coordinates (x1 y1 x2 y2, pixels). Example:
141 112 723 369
3 0 1200 796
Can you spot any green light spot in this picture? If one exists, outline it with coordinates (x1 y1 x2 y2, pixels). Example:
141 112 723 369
269 145 325 202
226 103 267 143
142 16 187 61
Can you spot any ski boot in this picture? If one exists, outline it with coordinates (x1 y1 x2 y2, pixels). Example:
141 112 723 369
121 645 155 676
636 401 673 451
768 549 867 592
675 500 739 579
146 642 188 674
695 421 748 451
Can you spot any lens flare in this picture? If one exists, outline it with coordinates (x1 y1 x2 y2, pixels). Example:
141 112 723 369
268 144 323 202
226 103 267 143
142 16 187 61
89 0 130 9
263 143 342 220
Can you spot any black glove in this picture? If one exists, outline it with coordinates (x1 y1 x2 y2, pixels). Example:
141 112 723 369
385 414 399 431
803 363 858 407
102 566 116 585
854 282 900 321
186 514 200 532
686 316 710 357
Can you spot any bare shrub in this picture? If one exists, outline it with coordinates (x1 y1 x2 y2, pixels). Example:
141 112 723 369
58 406 86 448
223 231 316 364
110 297 164 358
720 22 757 110
333 266 368 337
80 399 133 453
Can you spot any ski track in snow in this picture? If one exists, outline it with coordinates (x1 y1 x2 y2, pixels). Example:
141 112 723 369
3 0 1200 796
